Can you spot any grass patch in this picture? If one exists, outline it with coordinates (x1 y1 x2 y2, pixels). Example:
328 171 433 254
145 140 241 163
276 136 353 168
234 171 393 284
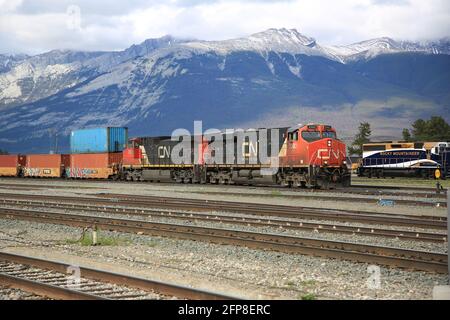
300 293 317 300
285 281 296 287
270 190 283 197
142 239 158 247
300 280 317 287
65 231 132 246
352 176 450 188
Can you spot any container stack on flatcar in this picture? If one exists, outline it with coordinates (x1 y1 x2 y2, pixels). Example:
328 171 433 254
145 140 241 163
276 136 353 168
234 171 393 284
24 154 70 178
67 127 127 179
0 155 26 177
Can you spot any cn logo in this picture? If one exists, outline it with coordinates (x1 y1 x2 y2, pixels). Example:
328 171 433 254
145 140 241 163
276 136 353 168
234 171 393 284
317 149 330 160
158 146 171 158
331 150 341 159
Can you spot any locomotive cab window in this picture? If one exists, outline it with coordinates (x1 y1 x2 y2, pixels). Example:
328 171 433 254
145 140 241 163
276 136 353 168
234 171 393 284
322 131 336 139
288 131 299 141
363 145 386 152
301 131 321 142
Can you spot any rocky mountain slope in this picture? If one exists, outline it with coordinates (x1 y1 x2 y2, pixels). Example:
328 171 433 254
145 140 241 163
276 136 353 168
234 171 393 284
0 29 449 153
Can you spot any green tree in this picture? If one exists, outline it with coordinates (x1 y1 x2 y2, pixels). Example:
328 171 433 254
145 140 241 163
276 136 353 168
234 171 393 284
0 149 8 155
411 116 450 141
348 122 371 156
402 128 412 141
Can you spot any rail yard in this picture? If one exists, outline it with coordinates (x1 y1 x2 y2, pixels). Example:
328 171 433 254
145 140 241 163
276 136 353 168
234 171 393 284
0 176 448 300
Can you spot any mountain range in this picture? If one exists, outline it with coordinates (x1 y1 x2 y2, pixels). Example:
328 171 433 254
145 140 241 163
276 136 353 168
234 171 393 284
0 28 449 153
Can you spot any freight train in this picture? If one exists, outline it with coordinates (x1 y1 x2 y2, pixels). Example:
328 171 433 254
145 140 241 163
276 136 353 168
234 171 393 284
357 141 450 179
0 124 351 189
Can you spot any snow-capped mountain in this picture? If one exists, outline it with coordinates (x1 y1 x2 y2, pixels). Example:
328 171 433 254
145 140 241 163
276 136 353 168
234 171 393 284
0 54 29 73
328 37 450 61
0 28 449 152
184 28 329 57
0 35 187 108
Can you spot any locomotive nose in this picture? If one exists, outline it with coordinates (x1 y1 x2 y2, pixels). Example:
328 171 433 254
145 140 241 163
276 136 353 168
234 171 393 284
327 139 342 165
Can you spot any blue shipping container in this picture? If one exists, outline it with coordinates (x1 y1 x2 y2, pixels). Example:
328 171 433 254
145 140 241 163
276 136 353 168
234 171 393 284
70 127 128 154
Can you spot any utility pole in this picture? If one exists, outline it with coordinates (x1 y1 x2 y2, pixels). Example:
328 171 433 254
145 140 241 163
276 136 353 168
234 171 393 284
54 132 58 154
432 188 450 299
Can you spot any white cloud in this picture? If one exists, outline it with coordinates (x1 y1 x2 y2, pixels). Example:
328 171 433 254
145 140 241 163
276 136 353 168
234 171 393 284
0 0 449 54
0 0 23 14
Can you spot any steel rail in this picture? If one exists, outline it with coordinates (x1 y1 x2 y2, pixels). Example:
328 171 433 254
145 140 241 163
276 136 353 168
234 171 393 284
2 198 446 243
0 208 447 273
0 252 239 300
178 190 447 207
0 181 446 200
98 193 448 228
0 273 105 300
0 193 446 229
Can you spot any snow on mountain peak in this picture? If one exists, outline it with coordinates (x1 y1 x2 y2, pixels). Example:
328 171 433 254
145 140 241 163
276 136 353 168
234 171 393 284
183 28 329 59
326 36 450 61
249 28 317 48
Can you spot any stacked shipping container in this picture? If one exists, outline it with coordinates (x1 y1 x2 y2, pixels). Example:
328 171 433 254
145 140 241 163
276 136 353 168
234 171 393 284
70 127 128 154
68 127 127 179
0 155 26 176
67 153 123 179
24 154 70 178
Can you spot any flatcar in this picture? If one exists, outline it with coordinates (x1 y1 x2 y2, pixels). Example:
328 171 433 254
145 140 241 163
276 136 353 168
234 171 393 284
357 141 450 179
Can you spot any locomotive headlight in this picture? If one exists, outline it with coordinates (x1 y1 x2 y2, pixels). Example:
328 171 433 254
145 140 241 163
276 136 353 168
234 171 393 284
343 161 347 165
327 140 332 147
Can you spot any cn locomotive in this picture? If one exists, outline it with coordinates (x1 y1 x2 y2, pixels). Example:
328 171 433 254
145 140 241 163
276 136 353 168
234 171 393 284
0 123 351 189
122 124 350 188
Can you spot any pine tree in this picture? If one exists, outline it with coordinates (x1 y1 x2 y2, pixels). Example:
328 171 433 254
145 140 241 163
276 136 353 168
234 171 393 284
348 122 371 156
410 116 450 141
402 128 412 141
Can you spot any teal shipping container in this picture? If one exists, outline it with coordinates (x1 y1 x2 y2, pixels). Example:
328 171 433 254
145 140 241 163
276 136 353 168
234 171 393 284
70 127 128 154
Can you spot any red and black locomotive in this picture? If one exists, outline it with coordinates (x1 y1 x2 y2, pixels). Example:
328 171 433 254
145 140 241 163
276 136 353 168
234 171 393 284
122 124 350 188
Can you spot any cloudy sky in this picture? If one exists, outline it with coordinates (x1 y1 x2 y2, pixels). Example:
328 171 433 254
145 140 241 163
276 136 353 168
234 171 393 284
1 0 449 54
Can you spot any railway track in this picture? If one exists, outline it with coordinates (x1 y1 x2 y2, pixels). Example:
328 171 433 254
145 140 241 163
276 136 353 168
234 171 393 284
350 183 447 193
0 207 447 274
1 198 447 243
97 193 448 229
0 180 446 199
0 193 446 230
0 252 237 300
180 189 447 207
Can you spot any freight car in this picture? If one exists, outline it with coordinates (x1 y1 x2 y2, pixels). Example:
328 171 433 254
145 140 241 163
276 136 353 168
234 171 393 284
0 155 26 177
23 154 70 178
357 141 450 179
66 153 123 179
122 124 350 188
